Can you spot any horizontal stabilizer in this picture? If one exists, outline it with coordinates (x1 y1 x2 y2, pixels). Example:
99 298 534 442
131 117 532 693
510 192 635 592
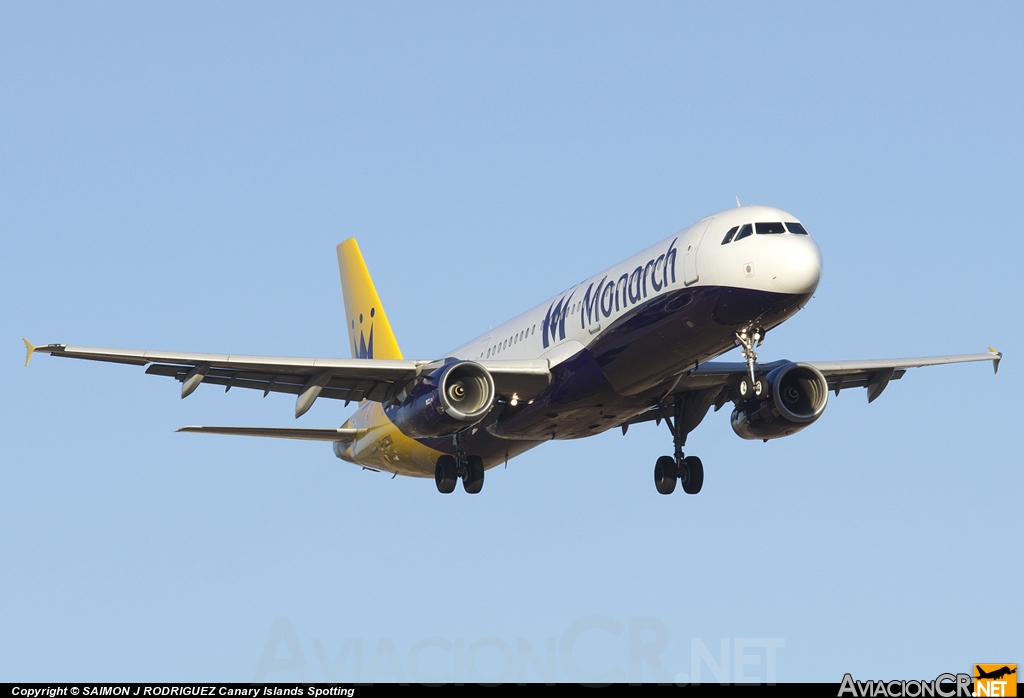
23 338 36 366
177 425 358 442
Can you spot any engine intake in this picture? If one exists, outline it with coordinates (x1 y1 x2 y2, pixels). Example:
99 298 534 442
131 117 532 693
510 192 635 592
731 362 828 440
392 361 496 438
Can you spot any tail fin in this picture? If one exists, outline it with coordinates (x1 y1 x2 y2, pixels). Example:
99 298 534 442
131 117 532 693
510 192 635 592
336 239 403 360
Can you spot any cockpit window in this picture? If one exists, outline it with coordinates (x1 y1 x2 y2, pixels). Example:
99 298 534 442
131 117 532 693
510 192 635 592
734 224 753 241
785 222 809 235
721 226 739 245
755 222 786 235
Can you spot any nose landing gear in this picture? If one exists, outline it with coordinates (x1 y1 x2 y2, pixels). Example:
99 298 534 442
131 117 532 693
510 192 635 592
735 327 766 400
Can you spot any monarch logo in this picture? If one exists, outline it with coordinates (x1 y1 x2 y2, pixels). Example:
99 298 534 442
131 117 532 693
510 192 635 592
351 307 376 359
541 237 678 349
974 665 1016 697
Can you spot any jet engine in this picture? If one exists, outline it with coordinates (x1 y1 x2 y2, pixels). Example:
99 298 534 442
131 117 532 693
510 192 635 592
730 362 829 440
392 361 496 438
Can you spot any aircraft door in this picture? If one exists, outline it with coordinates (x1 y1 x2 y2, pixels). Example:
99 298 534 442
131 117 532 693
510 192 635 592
682 217 714 286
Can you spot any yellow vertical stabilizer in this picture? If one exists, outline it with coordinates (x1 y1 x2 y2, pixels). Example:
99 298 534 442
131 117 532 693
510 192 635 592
336 239 403 360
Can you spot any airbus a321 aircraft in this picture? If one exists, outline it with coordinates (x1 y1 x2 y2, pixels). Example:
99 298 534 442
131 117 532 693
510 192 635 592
25 205 1001 495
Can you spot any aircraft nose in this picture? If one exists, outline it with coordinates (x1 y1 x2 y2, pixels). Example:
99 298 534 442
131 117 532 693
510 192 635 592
769 235 821 295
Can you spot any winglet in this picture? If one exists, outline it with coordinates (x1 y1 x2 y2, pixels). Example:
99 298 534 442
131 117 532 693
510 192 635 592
23 338 36 366
989 347 1002 374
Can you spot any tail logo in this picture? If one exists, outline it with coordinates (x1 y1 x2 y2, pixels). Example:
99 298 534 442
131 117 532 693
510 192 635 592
974 665 1017 696
351 307 376 359
974 663 1015 695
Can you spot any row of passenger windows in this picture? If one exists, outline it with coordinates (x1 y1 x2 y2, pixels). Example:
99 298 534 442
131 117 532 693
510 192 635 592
482 324 538 359
721 221 809 245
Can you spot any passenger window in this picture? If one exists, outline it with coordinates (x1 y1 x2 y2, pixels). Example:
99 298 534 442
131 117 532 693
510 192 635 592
785 222 809 235
756 222 786 235
721 226 739 245
734 224 753 241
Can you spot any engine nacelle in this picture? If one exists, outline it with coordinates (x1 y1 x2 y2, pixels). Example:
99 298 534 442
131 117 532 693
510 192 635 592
731 362 829 440
391 361 496 438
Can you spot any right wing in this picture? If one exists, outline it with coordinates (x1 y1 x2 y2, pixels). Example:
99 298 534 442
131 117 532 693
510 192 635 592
24 341 552 418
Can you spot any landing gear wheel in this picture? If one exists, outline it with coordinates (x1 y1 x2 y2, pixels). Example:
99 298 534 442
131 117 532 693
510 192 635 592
741 377 767 400
654 455 678 495
435 455 457 494
753 377 768 398
680 456 704 495
462 455 485 494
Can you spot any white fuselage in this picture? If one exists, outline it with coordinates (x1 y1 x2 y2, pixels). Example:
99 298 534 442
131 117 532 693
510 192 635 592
450 205 821 366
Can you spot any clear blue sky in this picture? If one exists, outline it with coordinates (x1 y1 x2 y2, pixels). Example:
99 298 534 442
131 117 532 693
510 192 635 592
2 1 1020 683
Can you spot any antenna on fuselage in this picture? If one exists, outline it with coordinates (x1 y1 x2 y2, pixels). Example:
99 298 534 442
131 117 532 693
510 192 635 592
735 195 741 208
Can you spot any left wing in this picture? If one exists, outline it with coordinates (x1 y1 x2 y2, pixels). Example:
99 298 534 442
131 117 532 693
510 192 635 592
681 349 1001 402
621 349 1002 432
23 340 551 418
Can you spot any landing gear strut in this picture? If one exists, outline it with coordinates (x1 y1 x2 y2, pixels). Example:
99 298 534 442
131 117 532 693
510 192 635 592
736 327 767 400
652 389 718 496
434 431 485 494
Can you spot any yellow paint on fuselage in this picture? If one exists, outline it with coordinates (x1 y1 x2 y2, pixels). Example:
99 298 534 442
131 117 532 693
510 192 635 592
336 402 445 477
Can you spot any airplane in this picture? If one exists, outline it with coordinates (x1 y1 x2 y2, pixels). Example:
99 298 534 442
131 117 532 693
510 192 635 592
975 666 1016 681
24 205 1002 495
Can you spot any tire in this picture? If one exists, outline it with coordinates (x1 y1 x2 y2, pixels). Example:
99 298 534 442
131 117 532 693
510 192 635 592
435 455 457 494
654 455 677 495
681 456 704 495
753 377 768 398
739 379 751 399
463 455 485 494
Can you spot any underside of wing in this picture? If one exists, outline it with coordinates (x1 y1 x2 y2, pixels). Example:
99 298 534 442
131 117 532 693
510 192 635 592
25 341 552 418
678 349 1001 403
618 349 1002 438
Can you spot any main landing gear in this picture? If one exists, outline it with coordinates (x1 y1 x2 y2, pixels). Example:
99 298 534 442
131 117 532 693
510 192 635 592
653 399 705 495
651 331 762 496
434 432 485 494
651 325 766 495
